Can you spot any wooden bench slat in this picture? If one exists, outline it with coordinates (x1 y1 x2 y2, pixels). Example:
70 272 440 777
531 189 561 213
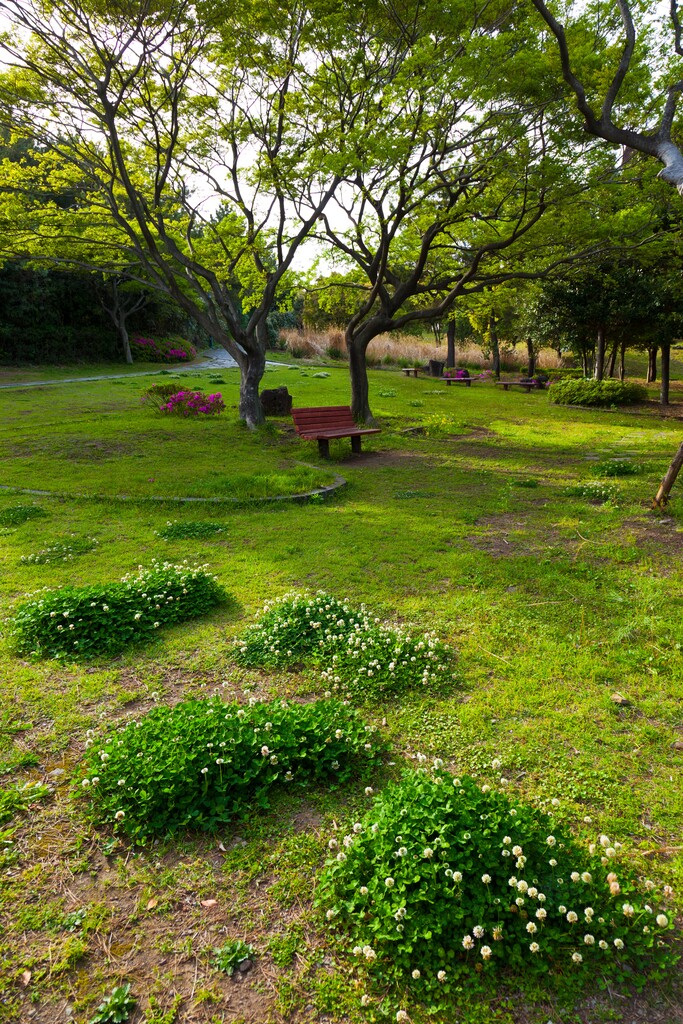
292 405 381 458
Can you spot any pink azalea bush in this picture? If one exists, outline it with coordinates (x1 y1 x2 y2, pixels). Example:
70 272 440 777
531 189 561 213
161 390 225 416
132 335 197 363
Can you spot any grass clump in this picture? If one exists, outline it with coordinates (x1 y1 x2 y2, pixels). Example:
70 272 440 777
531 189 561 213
0 780 51 825
549 379 647 407
157 520 226 540
6 561 227 660
78 697 385 840
20 535 99 565
212 939 256 975
88 983 136 1023
318 770 677 1000
565 481 621 504
0 503 47 527
234 591 457 700
597 459 641 477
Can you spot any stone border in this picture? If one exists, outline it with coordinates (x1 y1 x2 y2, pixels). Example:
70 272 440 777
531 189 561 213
0 463 347 507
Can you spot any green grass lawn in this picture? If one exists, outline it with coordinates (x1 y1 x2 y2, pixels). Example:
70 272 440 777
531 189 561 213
0 366 682 1024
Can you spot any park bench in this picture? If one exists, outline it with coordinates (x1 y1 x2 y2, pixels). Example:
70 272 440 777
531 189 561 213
401 367 420 377
495 380 545 393
292 406 381 458
440 376 474 387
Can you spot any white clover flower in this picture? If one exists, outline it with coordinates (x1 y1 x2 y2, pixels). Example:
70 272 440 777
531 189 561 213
260 745 270 757
656 914 668 927
546 835 556 847
622 904 635 917
81 779 90 788
566 911 578 923
411 968 420 979
584 907 594 918
503 836 511 845
526 922 537 934
365 786 374 796
359 886 369 895
481 784 491 793
473 925 484 938
581 872 592 884
614 938 624 949
397 847 408 858
462 935 474 950
353 822 363 833
512 846 523 857
549 858 558 868
558 904 567 914
527 887 538 898
516 857 526 869
644 879 655 891
571 872 581 883
501 849 510 858
396 1012 409 1023
482 874 492 885
117 779 126 787
491 758 501 769
201 767 208 775
515 897 525 907
360 995 371 1007
537 893 546 902
599 940 608 949
584 934 595 945
362 945 376 961
480 945 492 960
437 969 447 981
517 880 528 894
572 952 583 964
453 871 463 883
328 838 338 850
336 852 346 863
606 847 616 858
326 909 336 920
599 835 610 848
423 847 434 859
91 777 99 785
114 810 125 820
385 877 395 888
536 908 547 920
508 876 518 887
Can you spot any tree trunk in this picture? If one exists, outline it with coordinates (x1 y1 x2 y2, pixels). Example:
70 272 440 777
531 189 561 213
606 337 619 378
348 336 374 423
526 339 535 377
647 344 658 383
119 321 133 365
654 440 683 507
237 348 266 428
490 314 500 379
581 347 590 376
618 339 626 381
446 320 456 369
594 326 606 380
660 342 671 406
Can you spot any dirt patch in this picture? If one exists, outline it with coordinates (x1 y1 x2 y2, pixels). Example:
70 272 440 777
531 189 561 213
345 449 438 469
620 516 683 557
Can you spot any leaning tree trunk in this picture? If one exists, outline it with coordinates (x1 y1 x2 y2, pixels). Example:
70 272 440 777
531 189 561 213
618 340 626 381
526 339 535 377
661 342 671 407
654 440 683 507
606 337 619 378
647 344 658 383
594 326 606 381
118 321 133 365
446 320 456 369
489 314 501 379
236 347 266 428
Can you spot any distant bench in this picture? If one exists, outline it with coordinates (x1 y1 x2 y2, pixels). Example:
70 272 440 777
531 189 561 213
401 367 420 377
440 376 475 387
292 406 381 459
495 380 547 393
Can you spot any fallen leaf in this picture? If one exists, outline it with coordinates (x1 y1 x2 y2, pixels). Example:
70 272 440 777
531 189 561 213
217 842 226 852
20 971 31 987
201 899 217 908
146 898 158 910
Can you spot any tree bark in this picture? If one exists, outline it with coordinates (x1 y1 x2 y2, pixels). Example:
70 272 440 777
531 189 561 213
618 339 626 381
446 320 456 369
348 336 374 423
581 347 590 376
654 440 683 507
607 337 619 378
490 314 501 379
660 342 671 406
647 344 658 383
237 348 266 428
526 338 535 377
119 321 133 364
594 325 606 380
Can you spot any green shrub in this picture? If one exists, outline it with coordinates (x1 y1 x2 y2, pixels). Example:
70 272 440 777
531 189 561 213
318 770 676 998
140 382 183 410
78 697 385 839
88 983 136 1024
0 503 47 527
565 481 621 504
326 346 345 360
549 379 647 407
597 459 640 477
20 536 98 565
6 561 227 661
234 592 457 700
157 520 226 540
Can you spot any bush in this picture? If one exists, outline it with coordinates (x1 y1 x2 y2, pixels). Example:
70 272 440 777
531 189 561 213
6 561 227 661
157 520 226 540
318 770 677 997
132 334 197 363
78 697 385 839
549 379 647 407
0 504 47 527
565 481 621 504
20 536 98 565
326 346 345 360
160 389 225 416
234 592 457 700
140 382 184 410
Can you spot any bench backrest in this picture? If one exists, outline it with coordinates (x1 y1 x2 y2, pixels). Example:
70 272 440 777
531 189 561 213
292 406 356 433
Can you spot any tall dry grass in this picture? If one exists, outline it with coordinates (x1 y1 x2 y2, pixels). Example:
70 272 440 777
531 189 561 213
278 328 564 370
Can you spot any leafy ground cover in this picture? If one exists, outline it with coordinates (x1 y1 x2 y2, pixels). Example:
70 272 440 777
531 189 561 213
0 366 681 1024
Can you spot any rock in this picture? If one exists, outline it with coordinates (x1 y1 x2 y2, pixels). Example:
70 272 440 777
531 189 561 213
610 692 631 707
238 959 253 974
47 768 65 780
260 386 292 416
673 740 683 751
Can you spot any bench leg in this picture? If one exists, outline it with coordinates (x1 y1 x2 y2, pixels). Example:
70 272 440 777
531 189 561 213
351 435 362 454
318 438 330 459
465 379 471 387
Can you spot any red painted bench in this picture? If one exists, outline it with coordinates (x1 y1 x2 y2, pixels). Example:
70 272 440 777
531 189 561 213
292 406 380 458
